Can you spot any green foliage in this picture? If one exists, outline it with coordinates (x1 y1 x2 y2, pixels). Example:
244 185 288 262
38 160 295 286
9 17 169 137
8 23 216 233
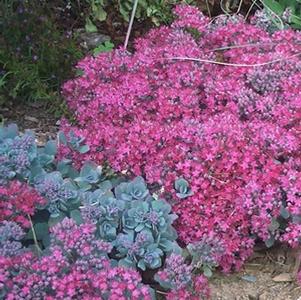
0 1 83 107
84 0 194 30
93 41 114 56
262 0 301 29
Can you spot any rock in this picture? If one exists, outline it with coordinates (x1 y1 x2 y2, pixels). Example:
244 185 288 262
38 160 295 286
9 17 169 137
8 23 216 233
76 29 110 49
241 275 257 283
25 116 39 123
248 291 259 299
258 292 269 300
272 273 293 282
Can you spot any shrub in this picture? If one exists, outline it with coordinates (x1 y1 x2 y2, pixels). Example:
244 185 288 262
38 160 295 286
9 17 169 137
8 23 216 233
81 0 195 30
0 0 82 107
60 5 301 271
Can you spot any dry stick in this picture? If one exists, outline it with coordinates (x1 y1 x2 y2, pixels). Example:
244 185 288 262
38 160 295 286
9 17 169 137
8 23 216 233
28 214 43 256
156 290 168 296
205 42 278 52
205 13 234 28
220 0 231 15
124 0 139 50
205 0 211 18
245 0 258 20
163 51 301 68
235 0 244 15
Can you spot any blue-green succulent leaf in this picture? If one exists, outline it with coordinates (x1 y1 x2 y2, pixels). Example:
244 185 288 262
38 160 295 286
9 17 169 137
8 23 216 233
70 210 83 225
44 140 57 156
79 144 90 154
58 131 67 145
138 259 146 271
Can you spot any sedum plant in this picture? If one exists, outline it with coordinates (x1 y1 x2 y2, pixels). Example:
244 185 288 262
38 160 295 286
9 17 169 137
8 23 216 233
0 221 25 257
34 171 79 218
155 253 210 299
81 176 180 270
0 218 154 299
0 124 57 184
60 4 301 272
0 124 79 217
0 181 46 228
187 235 224 277
0 123 180 273
174 178 193 199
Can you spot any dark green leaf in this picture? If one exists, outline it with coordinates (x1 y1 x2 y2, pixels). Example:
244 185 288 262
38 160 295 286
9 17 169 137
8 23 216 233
48 212 66 227
34 222 49 240
85 18 98 33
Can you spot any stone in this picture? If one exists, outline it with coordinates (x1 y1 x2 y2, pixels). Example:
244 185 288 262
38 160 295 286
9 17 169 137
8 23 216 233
76 29 110 49
272 273 293 282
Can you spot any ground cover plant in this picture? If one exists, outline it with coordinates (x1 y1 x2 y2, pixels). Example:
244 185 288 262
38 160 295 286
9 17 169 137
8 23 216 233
0 124 207 299
1 3 301 299
60 4 301 273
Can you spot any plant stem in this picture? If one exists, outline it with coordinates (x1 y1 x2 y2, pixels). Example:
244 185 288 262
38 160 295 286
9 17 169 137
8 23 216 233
28 214 43 256
124 0 139 50
164 51 301 67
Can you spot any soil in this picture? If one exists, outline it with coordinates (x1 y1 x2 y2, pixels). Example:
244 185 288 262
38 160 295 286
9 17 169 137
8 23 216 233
210 245 301 299
2 105 301 300
0 102 59 146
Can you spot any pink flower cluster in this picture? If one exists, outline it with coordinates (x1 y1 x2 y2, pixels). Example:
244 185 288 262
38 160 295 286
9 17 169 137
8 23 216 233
60 5 301 271
0 181 46 228
50 217 113 257
166 274 210 300
0 218 152 299
156 254 210 300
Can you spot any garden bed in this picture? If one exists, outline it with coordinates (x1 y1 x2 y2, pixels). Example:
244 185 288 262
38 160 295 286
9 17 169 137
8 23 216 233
2 98 301 300
1 1 301 299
